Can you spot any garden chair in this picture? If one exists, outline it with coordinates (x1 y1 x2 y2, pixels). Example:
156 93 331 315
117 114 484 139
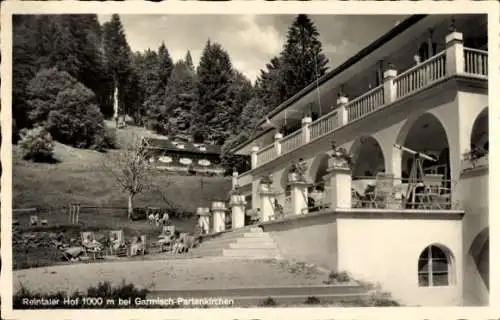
80 231 102 260
109 230 125 256
418 173 448 209
30 215 39 226
130 235 146 256
368 173 397 209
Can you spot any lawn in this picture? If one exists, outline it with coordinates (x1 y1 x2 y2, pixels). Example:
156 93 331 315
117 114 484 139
12 122 232 269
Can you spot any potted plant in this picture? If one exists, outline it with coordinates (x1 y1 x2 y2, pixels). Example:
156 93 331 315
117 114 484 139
288 159 308 183
328 141 354 170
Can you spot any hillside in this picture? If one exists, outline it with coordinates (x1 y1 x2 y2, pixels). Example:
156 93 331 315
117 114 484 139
13 121 232 212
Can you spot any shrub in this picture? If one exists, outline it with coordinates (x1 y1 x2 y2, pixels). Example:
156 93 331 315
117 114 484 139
47 83 105 149
259 297 277 307
92 127 118 152
304 296 321 305
18 126 55 162
324 271 352 284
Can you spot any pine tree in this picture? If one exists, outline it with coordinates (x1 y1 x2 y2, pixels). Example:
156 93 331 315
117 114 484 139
157 42 174 92
225 71 254 137
280 14 329 101
102 14 133 116
185 50 194 71
255 56 286 111
164 60 198 136
194 40 234 144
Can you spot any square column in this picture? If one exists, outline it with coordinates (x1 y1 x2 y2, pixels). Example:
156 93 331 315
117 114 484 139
197 207 211 234
230 193 247 229
301 117 312 144
274 132 283 156
211 201 227 233
337 95 349 126
383 68 398 104
288 172 310 215
258 178 277 222
445 31 464 75
251 146 259 169
323 167 352 209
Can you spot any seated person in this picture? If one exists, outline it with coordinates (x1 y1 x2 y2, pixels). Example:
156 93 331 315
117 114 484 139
130 236 145 256
171 237 185 254
110 233 121 254
83 234 102 251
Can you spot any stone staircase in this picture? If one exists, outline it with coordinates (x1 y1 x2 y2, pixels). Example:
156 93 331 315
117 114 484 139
187 227 282 259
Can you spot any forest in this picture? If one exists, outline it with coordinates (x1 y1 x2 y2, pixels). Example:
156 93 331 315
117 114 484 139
13 14 329 172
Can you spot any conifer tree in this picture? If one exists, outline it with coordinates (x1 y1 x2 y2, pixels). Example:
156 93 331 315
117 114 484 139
185 50 194 71
280 14 329 101
193 40 234 144
102 14 133 116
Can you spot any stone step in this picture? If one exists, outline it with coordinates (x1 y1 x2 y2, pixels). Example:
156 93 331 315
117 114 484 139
222 248 280 258
200 236 275 247
229 242 278 249
147 283 373 306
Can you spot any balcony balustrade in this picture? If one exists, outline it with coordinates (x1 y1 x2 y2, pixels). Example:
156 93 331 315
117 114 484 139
246 32 487 174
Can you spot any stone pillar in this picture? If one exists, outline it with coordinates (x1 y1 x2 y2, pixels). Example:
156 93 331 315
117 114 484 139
383 68 398 104
301 117 312 144
445 31 464 75
288 173 309 215
211 201 227 233
274 132 283 156
197 207 211 234
336 95 349 127
232 171 239 190
259 182 276 222
251 146 259 169
323 167 352 209
230 193 247 229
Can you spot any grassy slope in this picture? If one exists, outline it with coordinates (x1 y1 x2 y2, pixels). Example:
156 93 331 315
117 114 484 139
12 122 232 269
13 121 232 211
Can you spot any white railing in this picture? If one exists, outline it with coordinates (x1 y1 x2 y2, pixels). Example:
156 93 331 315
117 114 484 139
237 171 253 187
345 85 385 122
256 143 276 166
394 51 447 98
464 47 488 77
281 129 304 154
310 110 339 140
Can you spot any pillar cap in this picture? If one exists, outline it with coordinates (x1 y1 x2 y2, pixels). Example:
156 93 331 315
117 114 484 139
251 145 260 153
445 31 463 45
383 69 398 79
301 116 312 125
274 132 283 140
336 96 349 105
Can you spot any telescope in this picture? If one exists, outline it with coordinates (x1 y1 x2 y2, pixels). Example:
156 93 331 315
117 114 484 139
393 144 437 162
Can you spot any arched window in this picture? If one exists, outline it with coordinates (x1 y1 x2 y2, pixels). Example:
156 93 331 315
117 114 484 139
418 245 453 287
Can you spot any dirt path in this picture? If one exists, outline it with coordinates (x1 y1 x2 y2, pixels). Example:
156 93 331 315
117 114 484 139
14 258 328 294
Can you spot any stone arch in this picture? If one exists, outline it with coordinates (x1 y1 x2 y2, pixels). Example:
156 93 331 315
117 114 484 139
417 243 456 287
470 107 488 153
396 112 451 182
468 227 489 290
349 136 386 178
308 153 330 188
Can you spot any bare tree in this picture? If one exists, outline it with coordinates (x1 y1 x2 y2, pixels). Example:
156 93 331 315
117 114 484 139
102 134 152 219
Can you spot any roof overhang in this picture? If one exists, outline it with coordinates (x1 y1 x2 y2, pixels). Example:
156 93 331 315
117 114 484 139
231 14 434 155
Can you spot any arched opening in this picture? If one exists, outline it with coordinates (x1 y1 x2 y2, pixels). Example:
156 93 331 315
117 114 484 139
418 244 455 287
350 136 385 178
397 113 451 207
399 113 450 180
308 153 330 212
468 227 489 290
470 108 488 156
349 136 385 199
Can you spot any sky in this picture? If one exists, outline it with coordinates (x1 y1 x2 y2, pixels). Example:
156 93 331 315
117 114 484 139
97 14 408 83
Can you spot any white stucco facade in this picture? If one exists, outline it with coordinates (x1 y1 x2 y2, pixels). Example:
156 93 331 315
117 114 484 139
230 15 489 306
